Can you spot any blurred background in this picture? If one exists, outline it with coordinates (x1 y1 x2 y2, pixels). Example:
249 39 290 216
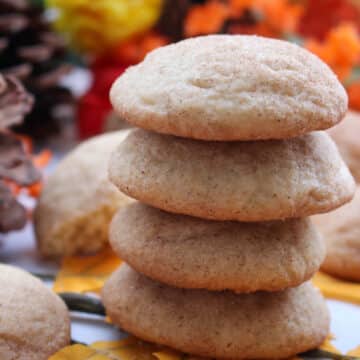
3 0 360 138
1 0 360 243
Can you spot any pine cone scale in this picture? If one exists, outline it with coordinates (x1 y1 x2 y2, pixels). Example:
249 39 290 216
18 44 54 62
0 75 33 127
0 180 27 232
0 14 28 32
0 0 28 12
0 133 41 185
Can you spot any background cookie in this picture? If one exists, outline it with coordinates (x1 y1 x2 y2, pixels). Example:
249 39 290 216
109 129 355 222
102 265 329 359
110 203 325 292
111 35 347 141
313 187 360 281
35 130 133 257
0 264 70 360
328 111 360 183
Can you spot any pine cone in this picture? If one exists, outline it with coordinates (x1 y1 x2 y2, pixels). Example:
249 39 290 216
0 74 33 128
0 133 40 185
0 0 74 139
0 73 40 233
0 180 27 232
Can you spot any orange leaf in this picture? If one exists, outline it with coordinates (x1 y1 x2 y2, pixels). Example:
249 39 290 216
348 81 360 110
327 23 360 65
255 0 304 34
185 0 230 37
305 23 360 81
229 22 277 38
33 149 52 168
305 39 336 64
4 180 21 195
27 181 43 197
228 0 256 16
115 31 169 64
53 246 121 294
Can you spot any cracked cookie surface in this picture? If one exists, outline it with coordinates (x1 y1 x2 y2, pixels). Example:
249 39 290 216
102 265 329 359
110 35 347 141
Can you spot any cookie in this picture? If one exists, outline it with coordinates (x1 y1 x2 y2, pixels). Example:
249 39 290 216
35 130 133 257
313 186 360 281
328 111 360 183
109 129 355 222
110 35 347 141
102 265 329 359
110 203 325 292
0 264 70 360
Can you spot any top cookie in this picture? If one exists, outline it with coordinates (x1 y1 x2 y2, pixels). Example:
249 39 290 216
110 35 347 141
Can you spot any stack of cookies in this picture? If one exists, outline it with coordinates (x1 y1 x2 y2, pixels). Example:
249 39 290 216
102 35 355 359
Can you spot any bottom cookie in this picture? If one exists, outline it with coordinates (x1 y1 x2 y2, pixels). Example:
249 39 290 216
102 265 329 359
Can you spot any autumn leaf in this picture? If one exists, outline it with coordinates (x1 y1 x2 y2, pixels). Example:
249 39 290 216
348 80 360 110
255 0 304 35
50 337 181 360
53 246 121 294
299 0 360 40
153 349 185 360
49 344 108 360
313 272 360 305
51 291 346 360
50 335 357 360
184 0 230 37
114 31 169 64
319 336 341 354
348 346 360 357
305 23 360 81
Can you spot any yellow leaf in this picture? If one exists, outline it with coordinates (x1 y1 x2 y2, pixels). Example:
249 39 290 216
348 345 360 356
319 335 341 354
53 247 121 294
50 337 167 360
52 335 359 360
49 344 109 360
313 272 360 305
92 337 158 359
153 349 189 360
